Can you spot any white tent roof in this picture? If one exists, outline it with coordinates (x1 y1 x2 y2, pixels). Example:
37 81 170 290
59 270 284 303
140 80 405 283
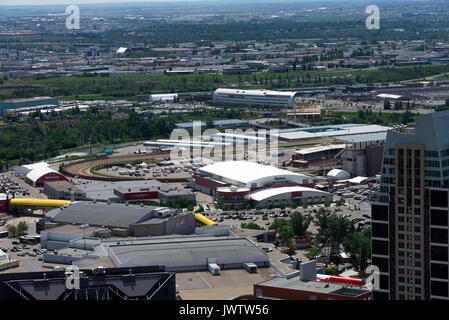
347 176 369 184
26 167 59 182
199 161 311 186
327 169 351 180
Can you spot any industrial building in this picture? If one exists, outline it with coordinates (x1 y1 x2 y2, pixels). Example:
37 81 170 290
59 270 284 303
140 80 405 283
250 186 332 206
76 180 163 201
0 96 59 115
213 88 300 108
336 132 387 177
149 93 178 103
253 260 371 300
292 144 346 167
44 201 194 237
0 266 176 300
196 161 314 195
174 119 250 130
43 180 86 200
104 236 269 271
372 111 449 300
271 124 390 143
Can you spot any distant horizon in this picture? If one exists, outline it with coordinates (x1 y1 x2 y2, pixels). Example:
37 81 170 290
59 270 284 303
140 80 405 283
0 0 358 7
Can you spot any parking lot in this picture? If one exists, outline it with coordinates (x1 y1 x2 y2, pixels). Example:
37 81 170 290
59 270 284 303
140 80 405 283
0 237 57 274
0 172 46 199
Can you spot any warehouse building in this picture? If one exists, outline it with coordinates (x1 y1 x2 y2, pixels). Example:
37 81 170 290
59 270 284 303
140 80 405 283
44 201 194 237
292 144 346 167
253 260 371 300
77 180 163 201
213 88 300 108
271 124 390 143
43 180 86 200
104 236 270 272
174 119 250 130
195 161 314 196
250 186 332 206
25 167 69 187
335 132 387 177
158 189 196 204
0 96 59 115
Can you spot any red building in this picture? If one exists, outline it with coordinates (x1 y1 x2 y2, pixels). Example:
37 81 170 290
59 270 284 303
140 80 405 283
0 194 7 212
25 168 69 187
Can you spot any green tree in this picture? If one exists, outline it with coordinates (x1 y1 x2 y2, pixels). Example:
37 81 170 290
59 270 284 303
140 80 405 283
246 204 251 211
255 204 263 211
344 227 372 272
222 204 229 211
279 202 286 210
302 203 308 209
278 225 294 247
6 225 17 237
269 218 289 231
325 266 339 276
267 203 274 210
290 202 298 209
290 211 312 239
16 221 28 235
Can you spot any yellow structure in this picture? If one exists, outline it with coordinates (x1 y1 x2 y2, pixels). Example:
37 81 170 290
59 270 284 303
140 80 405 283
10 198 71 208
194 213 217 226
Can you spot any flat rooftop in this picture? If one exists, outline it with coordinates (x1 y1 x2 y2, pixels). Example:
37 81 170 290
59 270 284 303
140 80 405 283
272 124 390 141
47 201 161 229
335 132 388 143
107 237 268 267
77 180 162 201
42 224 103 236
257 276 370 297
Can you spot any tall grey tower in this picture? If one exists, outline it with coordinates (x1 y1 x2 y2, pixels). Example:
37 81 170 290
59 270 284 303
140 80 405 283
372 111 449 300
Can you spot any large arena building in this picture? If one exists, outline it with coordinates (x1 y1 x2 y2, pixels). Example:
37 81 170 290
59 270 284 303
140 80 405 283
194 161 330 207
212 88 300 108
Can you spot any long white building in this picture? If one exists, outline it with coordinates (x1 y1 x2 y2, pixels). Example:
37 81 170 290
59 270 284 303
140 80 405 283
213 88 300 108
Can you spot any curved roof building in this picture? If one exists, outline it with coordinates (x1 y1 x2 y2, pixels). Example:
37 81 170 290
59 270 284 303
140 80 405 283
213 88 300 107
198 161 312 189
25 167 69 187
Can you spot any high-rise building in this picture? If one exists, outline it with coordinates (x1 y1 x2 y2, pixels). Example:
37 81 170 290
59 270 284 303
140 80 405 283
372 111 449 300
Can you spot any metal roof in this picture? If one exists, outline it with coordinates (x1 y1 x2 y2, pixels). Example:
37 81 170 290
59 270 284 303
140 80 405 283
77 180 162 201
335 132 387 143
214 88 298 98
272 124 390 141
47 201 162 229
107 237 268 267
295 144 346 155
